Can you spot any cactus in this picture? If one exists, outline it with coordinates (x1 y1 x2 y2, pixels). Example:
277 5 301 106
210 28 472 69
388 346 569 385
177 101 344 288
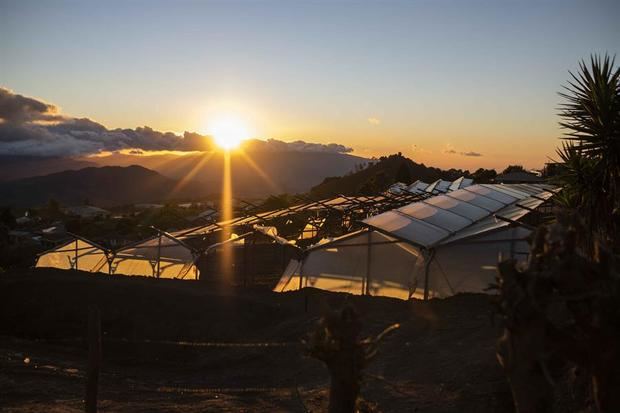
303 304 399 413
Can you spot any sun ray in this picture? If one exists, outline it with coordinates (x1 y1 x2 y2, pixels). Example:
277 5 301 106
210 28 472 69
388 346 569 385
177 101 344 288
169 151 215 197
237 150 283 194
219 151 233 279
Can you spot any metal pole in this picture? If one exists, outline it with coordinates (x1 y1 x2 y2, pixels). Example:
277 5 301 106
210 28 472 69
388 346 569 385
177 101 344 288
364 231 372 295
156 231 162 278
423 250 434 300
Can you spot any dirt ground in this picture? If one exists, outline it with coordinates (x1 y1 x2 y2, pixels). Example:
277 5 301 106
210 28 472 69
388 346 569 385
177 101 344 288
0 269 513 412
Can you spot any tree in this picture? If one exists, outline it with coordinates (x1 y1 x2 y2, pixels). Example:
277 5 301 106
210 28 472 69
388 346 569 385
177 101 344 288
394 162 412 184
0 208 16 229
44 198 63 219
471 168 497 184
259 194 293 211
501 165 526 174
556 54 620 248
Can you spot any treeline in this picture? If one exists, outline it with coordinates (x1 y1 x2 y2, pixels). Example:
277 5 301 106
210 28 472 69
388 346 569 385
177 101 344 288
308 153 528 198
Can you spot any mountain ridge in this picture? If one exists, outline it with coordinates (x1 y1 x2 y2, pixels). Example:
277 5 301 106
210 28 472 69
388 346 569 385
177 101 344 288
0 165 200 208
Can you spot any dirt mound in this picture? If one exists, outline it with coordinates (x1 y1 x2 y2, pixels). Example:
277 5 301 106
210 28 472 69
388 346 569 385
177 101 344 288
0 268 512 412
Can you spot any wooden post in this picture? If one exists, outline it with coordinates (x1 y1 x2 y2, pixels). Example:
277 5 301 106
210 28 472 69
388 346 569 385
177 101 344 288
85 306 101 413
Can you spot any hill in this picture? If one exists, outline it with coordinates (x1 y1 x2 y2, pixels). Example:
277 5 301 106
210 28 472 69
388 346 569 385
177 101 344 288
0 156 96 182
0 165 202 208
87 150 368 196
310 153 471 198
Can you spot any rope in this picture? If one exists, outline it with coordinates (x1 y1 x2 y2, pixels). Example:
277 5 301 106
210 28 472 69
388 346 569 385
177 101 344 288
27 337 300 348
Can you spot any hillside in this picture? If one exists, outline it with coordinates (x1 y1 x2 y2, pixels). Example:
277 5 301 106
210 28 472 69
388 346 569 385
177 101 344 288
0 165 202 208
87 150 368 196
310 154 470 198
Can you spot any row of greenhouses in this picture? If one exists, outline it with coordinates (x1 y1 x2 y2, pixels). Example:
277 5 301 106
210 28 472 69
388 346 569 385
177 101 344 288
36 182 557 299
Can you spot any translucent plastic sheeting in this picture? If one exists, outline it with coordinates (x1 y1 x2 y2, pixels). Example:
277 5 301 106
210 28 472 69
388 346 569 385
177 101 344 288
407 180 429 193
36 238 109 273
364 211 450 247
111 234 197 279
423 195 489 221
426 179 452 193
398 202 473 232
275 230 422 300
116 236 194 262
463 185 518 204
445 189 506 212
480 184 539 199
111 256 197 279
425 227 531 298
363 184 553 248
448 177 474 191
438 199 543 245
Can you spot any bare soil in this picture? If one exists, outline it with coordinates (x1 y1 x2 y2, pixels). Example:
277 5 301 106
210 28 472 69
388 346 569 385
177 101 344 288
0 269 513 412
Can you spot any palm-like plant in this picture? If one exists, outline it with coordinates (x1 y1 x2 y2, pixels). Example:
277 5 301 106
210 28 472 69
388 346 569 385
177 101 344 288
557 54 620 248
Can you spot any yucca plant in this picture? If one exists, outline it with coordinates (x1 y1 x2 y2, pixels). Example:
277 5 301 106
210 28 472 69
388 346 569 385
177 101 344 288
556 54 620 249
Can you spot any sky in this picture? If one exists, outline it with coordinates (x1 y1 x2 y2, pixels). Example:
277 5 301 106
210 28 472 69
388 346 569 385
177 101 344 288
1 0 618 170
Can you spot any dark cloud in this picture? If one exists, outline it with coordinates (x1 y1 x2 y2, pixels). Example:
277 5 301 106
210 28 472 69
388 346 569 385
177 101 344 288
443 145 483 157
0 87 62 123
0 87 353 156
243 138 353 153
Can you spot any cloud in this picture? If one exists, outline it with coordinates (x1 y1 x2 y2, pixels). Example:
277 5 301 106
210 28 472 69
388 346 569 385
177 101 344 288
461 151 482 157
0 87 63 123
442 144 482 157
243 138 353 153
0 87 353 157
367 117 381 125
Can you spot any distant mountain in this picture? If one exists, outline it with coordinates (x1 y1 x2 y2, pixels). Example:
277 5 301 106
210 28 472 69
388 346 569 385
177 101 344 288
310 154 471 198
0 149 370 207
86 150 368 196
0 165 204 208
0 156 96 181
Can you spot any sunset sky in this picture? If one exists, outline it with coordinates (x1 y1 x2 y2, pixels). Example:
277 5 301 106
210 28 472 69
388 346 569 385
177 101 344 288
1 0 618 170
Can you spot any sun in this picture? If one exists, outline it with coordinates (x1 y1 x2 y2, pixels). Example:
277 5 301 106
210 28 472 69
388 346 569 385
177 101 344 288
208 116 250 150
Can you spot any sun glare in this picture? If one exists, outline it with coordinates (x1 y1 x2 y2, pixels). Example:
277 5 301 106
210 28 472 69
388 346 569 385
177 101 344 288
208 116 250 150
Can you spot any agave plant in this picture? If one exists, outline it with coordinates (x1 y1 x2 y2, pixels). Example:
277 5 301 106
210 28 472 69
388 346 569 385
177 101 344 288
556 54 620 248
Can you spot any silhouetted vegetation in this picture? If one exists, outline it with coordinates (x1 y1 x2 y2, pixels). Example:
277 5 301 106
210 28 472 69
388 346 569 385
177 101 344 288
501 165 526 174
304 305 399 413
555 54 620 250
258 193 295 211
494 216 620 412
310 153 478 197
471 167 498 183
